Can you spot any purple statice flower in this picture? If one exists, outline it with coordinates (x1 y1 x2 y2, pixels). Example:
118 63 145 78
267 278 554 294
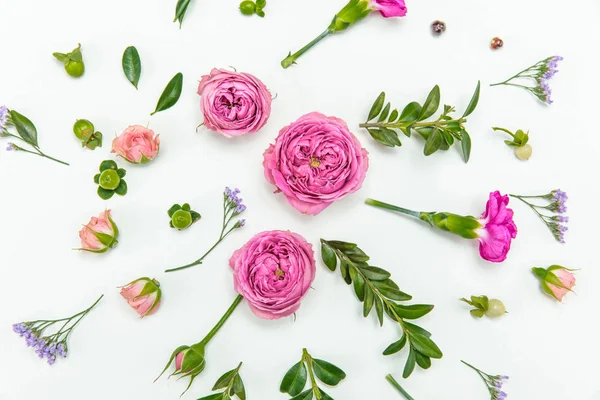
57 343 67 358
510 190 568 243
236 219 246 228
538 79 553 104
0 105 8 129
6 143 15 151
462 361 508 400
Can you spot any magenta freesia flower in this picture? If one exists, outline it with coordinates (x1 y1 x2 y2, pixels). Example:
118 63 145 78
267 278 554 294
198 68 271 138
229 230 316 319
476 191 518 262
112 125 160 164
371 0 407 17
263 112 369 215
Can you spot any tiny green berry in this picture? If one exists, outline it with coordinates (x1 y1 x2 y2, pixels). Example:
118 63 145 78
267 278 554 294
485 299 506 318
99 169 121 190
73 119 95 140
239 0 256 15
171 209 193 230
65 60 85 78
515 144 532 160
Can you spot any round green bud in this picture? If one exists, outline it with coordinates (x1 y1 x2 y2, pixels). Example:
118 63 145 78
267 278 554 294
485 299 506 318
73 119 95 140
65 60 85 77
172 209 193 230
99 169 120 190
515 144 532 160
239 0 256 15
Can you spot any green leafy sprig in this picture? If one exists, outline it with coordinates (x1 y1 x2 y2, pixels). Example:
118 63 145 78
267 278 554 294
320 239 442 378
359 82 480 163
198 362 246 400
280 348 346 400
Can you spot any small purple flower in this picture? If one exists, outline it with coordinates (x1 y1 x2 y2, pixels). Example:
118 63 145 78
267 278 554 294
57 343 67 357
6 143 15 151
237 219 246 228
236 204 247 213
0 105 8 129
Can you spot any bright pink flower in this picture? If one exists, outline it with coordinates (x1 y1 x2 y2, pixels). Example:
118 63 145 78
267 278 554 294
78 210 118 253
263 112 369 215
229 230 316 320
112 125 160 164
476 191 517 262
533 266 576 302
198 68 271 137
119 277 162 317
371 0 407 17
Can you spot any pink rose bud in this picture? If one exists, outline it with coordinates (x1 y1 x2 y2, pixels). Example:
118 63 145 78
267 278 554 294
77 210 119 253
370 0 407 18
119 277 162 317
532 265 576 302
198 68 272 138
111 125 160 164
263 112 369 215
230 230 316 319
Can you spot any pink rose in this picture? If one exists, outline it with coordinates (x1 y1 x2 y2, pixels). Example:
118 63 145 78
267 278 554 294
476 191 518 262
112 125 160 164
263 112 369 215
198 68 271 137
533 265 576 302
229 230 316 320
78 210 119 253
119 277 162 317
371 0 407 17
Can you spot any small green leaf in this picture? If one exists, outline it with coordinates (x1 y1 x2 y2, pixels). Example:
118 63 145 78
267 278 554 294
423 129 442 156
190 211 201 222
97 187 114 200
233 374 246 400
115 180 128 196
442 131 454 146
174 0 192 27
402 348 416 378
378 103 391 122
213 368 236 390
325 240 357 251
379 127 402 147
461 130 472 163
374 296 384 326
388 109 399 122
367 92 385 121
383 335 407 355
392 304 434 320
196 393 223 400
470 309 485 318
363 286 374 317
399 102 421 123
415 352 432 369
280 361 308 396
344 247 370 262
53 52 67 62
409 333 443 359
182 203 191 211
99 160 118 171
321 241 337 271
462 81 481 117
367 129 395 147
419 85 441 121
168 204 181 217
117 168 126 178
9 110 38 146
151 72 183 115
350 268 365 301
93 174 100 184
373 280 412 301
404 322 431 338
318 389 334 400
312 359 346 386
360 266 391 281
290 389 313 400
122 46 142 89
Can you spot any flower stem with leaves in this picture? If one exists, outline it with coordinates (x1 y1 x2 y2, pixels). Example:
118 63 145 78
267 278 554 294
359 82 480 163
197 362 246 400
320 239 442 378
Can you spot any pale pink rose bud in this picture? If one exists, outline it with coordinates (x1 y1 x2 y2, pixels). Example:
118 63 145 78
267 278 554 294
111 125 160 164
77 210 119 253
532 265 576 302
119 277 162 317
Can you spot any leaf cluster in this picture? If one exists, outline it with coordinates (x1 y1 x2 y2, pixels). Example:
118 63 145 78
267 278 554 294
320 239 442 378
198 363 246 400
363 82 480 163
459 295 489 318
280 349 346 400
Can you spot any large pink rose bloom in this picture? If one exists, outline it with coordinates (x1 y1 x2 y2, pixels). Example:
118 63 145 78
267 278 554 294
112 125 160 164
263 112 369 215
198 68 271 138
371 0 407 17
229 230 316 320
476 191 517 262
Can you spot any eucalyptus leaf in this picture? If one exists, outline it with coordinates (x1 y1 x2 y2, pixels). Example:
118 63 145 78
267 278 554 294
151 72 183 116
368 92 385 121
462 81 481 117
122 46 142 89
9 110 38 146
312 359 346 386
419 85 441 121
280 361 308 396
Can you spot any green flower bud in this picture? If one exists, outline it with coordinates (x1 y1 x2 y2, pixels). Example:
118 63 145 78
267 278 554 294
328 0 370 32
239 0 256 15
430 212 481 239
99 169 120 190
73 119 95 140
172 209 193 230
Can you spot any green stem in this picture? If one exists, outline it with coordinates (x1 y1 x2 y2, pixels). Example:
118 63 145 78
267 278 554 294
164 237 224 273
492 127 515 138
386 374 415 400
10 144 69 166
365 199 421 219
303 349 322 400
359 119 462 130
281 30 331 69
199 295 243 346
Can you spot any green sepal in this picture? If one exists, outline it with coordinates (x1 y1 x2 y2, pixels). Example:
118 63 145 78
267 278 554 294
117 168 126 178
168 204 182 217
154 345 189 382
431 212 481 239
93 231 116 247
182 203 191 212
190 211 201 223
328 0 370 32
53 52 67 62
115 180 128 196
93 174 100 184
97 187 115 200
99 160 118 172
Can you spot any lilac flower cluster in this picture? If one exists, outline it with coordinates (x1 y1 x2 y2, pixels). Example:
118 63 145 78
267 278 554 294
225 186 247 214
0 105 8 130
462 361 509 400
510 189 568 243
13 323 68 365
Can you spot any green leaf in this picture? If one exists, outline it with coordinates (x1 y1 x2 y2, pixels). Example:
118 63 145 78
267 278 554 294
442 131 454 146
383 335 407 355
232 374 246 400
97 187 114 200
378 103 391 122
374 296 384 326
93 174 100 184
363 286 374 317
350 267 365 301
99 160 117 171
461 130 472 163
415 352 432 369
53 52 67 62
388 109 399 122
324 240 356 251
9 110 38 146
122 46 142 89
321 241 337 271
280 361 308 396
404 322 431 338
392 304 434 320
402 348 416 378
399 102 421 123
197 393 223 400
318 389 334 400
256 0 266 6
151 72 183 115
367 92 385 121
344 247 370 263
213 368 236 390
423 129 442 156
312 359 346 386
117 168 126 178
373 280 412 301
360 266 391 281
462 81 480 117
470 309 485 318
182 203 191 211
409 333 443 358
339 260 351 285
418 85 441 121
379 127 402 146
190 211 201 222
168 204 181 217
115 180 128 196
367 129 395 147
174 0 192 27
290 389 313 400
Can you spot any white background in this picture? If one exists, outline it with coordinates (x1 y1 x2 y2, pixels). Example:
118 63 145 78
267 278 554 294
0 0 599 399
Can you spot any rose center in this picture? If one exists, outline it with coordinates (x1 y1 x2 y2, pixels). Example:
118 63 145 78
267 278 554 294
274 268 285 280
309 156 321 168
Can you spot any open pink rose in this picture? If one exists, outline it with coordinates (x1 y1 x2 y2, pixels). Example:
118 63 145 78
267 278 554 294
263 112 369 215
229 230 316 320
476 191 517 262
78 210 119 253
119 277 162 317
371 0 407 17
198 68 271 137
112 125 160 164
